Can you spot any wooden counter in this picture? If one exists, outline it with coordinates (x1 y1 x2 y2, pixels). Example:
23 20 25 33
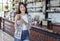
30 25 60 41
0 17 2 29
0 18 60 41
53 23 60 34
2 18 15 36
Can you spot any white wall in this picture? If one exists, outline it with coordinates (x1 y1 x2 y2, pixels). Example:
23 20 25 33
48 13 60 23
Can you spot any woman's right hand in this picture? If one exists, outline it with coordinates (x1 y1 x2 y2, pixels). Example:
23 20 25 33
15 15 19 21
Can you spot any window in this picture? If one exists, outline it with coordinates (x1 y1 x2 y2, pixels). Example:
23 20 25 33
0 0 12 12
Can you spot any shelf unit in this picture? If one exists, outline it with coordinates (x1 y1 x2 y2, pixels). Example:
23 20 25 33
26 0 45 21
10 0 45 21
11 0 60 21
27 1 44 12
45 0 60 19
6 0 60 22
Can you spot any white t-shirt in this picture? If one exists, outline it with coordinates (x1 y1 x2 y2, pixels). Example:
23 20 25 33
21 14 28 30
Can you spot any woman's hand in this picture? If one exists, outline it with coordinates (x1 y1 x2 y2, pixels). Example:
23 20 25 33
15 15 20 21
20 18 29 26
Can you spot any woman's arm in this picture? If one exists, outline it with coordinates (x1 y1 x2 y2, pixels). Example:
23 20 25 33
14 14 19 30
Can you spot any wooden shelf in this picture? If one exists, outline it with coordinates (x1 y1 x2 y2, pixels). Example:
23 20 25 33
46 11 60 13
46 9 60 13
27 1 43 4
48 6 60 8
27 7 43 9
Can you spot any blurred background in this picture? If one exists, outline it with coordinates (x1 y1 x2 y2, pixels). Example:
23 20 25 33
0 0 60 41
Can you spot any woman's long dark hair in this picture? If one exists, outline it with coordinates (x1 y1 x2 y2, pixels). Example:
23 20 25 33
17 2 28 14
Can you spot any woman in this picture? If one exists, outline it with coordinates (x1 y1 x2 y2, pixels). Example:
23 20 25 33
14 2 32 41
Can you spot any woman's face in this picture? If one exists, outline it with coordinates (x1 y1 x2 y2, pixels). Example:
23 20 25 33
20 4 26 13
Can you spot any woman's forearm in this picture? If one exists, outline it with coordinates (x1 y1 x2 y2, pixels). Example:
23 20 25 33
21 18 29 26
14 20 17 30
14 14 18 30
15 23 17 29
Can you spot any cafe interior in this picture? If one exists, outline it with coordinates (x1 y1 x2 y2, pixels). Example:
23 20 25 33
0 0 60 41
